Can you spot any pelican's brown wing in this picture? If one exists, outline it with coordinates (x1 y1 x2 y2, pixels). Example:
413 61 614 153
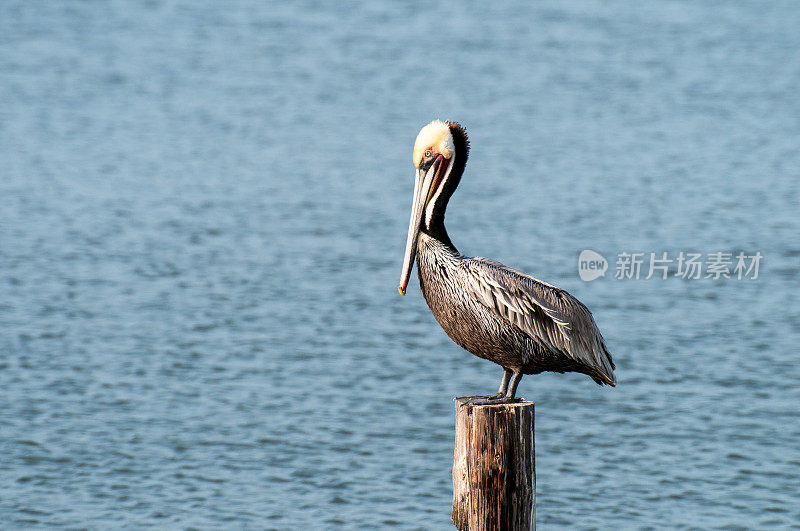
460 257 616 385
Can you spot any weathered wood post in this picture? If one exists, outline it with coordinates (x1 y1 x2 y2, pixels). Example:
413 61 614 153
452 397 535 530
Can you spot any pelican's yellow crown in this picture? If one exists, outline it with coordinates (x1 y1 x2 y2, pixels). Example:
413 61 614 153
412 120 454 168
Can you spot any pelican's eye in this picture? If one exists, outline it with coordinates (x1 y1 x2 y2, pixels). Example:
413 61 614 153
424 149 432 158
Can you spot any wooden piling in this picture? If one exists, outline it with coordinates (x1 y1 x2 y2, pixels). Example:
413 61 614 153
452 397 535 530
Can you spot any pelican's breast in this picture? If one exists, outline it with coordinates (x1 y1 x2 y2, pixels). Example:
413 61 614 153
415 233 525 369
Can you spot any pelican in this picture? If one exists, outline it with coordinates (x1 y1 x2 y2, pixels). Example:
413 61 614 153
398 120 616 400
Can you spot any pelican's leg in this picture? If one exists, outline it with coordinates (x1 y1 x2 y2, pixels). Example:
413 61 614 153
505 371 523 399
476 368 514 401
495 368 512 397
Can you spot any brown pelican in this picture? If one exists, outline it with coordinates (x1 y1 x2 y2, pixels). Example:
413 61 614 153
398 120 616 401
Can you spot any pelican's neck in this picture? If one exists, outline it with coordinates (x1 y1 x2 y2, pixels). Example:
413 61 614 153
422 220 457 253
419 121 468 256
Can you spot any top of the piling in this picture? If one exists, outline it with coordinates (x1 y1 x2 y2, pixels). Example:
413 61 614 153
454 396 534 408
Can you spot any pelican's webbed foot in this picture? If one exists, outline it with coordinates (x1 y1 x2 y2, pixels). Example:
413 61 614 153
456 369 525 405
459 395 522 405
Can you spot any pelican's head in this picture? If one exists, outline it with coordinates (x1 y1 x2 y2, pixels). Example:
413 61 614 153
412 120 455 170
399 120 469 295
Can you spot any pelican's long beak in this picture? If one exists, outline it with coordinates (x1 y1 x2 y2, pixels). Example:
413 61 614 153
398 156 445 295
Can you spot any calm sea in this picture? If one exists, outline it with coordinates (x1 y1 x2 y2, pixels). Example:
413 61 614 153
1 1 798 528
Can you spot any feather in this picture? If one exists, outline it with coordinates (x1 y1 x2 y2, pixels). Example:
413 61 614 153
460 258 616 385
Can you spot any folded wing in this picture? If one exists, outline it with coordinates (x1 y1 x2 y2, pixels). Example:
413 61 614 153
460 257 616 385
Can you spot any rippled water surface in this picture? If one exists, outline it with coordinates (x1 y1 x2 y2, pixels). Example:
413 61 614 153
2 1 799 528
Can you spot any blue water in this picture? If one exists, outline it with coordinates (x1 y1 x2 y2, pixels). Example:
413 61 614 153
2 1 799 528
